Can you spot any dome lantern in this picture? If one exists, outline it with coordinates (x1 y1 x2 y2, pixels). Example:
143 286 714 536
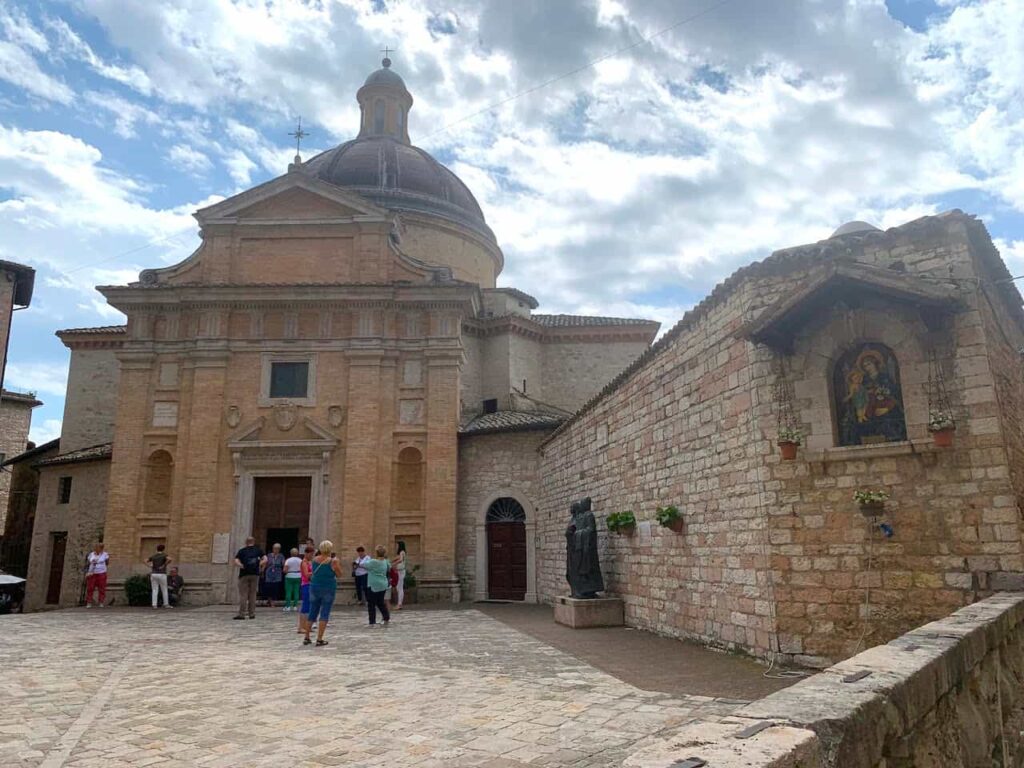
356 56 413 145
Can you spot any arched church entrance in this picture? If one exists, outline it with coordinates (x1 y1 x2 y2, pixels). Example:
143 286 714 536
486 497 527 601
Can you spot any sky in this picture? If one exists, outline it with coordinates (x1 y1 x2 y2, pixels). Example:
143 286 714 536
1 0 1023 445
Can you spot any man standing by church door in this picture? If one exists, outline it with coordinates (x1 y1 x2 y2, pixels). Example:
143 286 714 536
233 537 266 620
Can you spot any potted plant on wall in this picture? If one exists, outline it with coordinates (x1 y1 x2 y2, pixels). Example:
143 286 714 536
777 426 802 461
655 505 684 533
928 411 956 448
853 489 889 518
403 565 420 605
606 511 637 536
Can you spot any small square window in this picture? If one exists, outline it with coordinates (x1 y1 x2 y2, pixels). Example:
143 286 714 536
483 398 498 414
57 476 72 504
269 362 309 399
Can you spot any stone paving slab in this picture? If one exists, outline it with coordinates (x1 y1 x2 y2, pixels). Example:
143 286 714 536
0 606 750 767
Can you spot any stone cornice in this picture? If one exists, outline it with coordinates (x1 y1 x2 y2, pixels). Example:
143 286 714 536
463 315 657 344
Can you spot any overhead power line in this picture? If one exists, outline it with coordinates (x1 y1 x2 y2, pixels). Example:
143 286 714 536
425 0 734 139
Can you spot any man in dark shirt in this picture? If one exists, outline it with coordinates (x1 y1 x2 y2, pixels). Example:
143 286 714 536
167 567 185 607
233 537 266 620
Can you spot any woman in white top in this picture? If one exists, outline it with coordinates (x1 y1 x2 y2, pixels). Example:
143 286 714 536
283 548 303 612
85 543 110 608
392 540 407 610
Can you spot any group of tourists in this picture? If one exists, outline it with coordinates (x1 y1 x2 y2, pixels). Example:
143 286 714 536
82 542 185 608
233 536 409 647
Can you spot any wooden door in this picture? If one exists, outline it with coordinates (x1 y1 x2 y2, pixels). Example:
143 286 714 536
253 477 311 549
46 533 67 604
487 522 527 600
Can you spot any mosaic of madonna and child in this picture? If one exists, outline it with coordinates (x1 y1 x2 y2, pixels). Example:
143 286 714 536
833 343 908 446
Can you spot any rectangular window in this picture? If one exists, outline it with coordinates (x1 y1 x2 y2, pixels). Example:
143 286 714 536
483 398 498 414
57 476 72 504
269 362 309 399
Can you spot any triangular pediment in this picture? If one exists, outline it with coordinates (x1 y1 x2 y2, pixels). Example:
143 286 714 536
736 262 964 352
196 171 388 224
227 415 340 450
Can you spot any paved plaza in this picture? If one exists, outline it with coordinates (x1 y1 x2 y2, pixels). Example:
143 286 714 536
1 604 782 767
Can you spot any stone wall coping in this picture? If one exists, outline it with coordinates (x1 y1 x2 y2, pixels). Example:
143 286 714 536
807 439 939 463
734 593 1024 767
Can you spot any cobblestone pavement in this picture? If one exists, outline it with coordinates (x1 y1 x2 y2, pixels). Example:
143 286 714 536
1 606 751 767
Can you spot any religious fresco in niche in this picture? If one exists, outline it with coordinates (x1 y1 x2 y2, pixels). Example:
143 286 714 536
834 343 908 446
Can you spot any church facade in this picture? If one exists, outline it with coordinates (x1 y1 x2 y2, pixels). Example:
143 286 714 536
20 59 656 609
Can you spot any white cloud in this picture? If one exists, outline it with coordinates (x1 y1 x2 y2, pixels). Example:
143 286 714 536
167 143 212 175
29 418 62 446
5 361 67 398
0 40 73 104
47 17 153 94
83 91 162 139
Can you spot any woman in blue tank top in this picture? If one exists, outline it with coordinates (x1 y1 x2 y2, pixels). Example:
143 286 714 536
304 540 343 647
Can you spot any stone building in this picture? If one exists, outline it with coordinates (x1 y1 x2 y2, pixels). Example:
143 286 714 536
535 212 1024 665
0 390 42 531
25 59 655 607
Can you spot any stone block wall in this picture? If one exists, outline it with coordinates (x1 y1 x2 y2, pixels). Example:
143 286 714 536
457 429 547 600
60 346 119 453
536 212 1024 665
628 593 1024 768
539 338 653 413
0 395 37 532
25 460 110 610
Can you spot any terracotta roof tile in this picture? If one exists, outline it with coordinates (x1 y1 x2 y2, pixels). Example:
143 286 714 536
36 443 112 467
460 410 564 436
531 314 658 328
56 325 127 335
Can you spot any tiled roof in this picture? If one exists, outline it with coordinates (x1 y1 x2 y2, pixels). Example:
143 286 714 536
460 410 565 436
1 390 41 406
531 314 659 328
36 443 113 467
57 325 126 335
3 438 59 467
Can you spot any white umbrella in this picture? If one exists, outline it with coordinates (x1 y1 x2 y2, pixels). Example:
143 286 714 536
0 574 26 584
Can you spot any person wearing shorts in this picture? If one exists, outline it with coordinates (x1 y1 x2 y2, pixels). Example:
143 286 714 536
297 545 313 635
304 541 343 647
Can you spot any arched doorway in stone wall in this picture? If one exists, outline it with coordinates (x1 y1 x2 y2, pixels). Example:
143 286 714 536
485 497 527 601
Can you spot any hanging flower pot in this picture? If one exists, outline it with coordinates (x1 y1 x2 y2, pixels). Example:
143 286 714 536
928 411 956 448
931 427 955 448
776 427 802 461
853 489 889 518
655 505 684 533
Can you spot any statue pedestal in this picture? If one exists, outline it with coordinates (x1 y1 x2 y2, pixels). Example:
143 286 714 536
554 596 624 628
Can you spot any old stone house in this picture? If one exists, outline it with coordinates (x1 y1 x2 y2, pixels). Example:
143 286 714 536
535 212 1024 665
21 59 656 609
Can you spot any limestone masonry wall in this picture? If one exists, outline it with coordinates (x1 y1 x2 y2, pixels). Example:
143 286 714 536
0 398 34 532
61 347 119 453
627 593 1024 768
539 338 651 413
537 212 1024 665
457 429 546 600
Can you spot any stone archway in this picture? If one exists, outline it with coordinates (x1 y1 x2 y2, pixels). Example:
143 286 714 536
474 490 537 603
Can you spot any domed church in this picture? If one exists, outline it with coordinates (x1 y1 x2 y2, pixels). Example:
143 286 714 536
21 58 658 609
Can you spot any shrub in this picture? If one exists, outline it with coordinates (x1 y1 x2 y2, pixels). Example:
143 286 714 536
124 574 151 606
777 426 803 445
404 565 420 589
606 511 636 533
655 505 681 527
853 489 889 505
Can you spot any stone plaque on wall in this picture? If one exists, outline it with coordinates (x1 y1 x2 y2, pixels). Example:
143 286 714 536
158 362 179 388
211 533 231 564
152 401 179 428
399 399 424 425
403 360 423 387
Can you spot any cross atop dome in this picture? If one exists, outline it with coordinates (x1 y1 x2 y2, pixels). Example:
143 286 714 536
380 45 394 68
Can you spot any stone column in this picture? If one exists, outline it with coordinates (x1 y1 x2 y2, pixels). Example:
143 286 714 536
342 351 383 554
104 351 154 570
424 350 460 596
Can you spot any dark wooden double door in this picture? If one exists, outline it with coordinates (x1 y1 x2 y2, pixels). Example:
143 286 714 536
253 476 311 554
487 522 527 600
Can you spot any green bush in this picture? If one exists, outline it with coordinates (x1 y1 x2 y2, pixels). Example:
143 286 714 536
655 505 681 527
404 565 420 589
606 511 636 533
124 574 150 606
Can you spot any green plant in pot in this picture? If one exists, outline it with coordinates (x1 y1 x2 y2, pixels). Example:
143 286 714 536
853 489 889 518
777 426 802 460
606 511 637 535
928 411 956 447
123 574 151 606
655 505 684 533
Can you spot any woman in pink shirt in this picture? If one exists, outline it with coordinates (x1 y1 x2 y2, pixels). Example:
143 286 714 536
297 546 313 634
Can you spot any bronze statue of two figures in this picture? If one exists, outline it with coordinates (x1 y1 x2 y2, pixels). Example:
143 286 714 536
565 497 605 599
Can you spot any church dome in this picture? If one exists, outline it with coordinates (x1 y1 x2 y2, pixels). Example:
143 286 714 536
831 220 881 237
305 138 492 239
303 57 495 243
